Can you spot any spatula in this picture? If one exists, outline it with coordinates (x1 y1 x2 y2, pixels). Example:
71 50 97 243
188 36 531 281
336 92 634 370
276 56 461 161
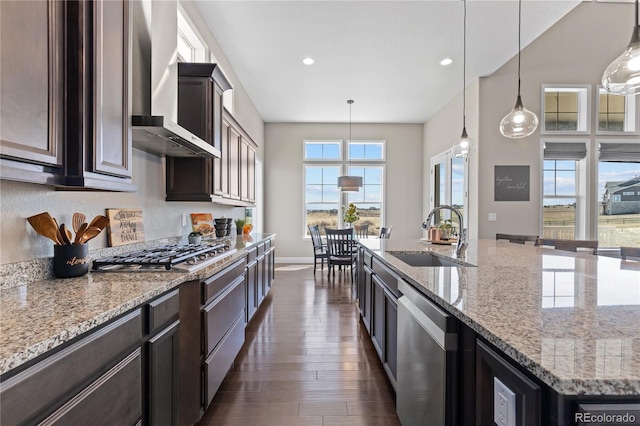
72 212 86 234
26 212 62 245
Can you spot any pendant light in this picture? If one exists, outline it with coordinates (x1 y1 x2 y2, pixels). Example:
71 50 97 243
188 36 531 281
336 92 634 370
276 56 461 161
451 0 476 158
337 100 363 192
499 0 539 138
602 0 640 95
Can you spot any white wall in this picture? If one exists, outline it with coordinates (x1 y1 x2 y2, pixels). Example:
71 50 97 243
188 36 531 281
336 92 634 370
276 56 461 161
425 1 638 240
264 122 424 260
0 2 265 264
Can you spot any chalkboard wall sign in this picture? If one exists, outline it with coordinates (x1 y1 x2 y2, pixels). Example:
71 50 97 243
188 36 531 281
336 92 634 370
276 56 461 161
494 166 530 201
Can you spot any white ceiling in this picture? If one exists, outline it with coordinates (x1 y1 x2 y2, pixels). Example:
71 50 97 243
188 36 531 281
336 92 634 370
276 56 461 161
194 0 581 124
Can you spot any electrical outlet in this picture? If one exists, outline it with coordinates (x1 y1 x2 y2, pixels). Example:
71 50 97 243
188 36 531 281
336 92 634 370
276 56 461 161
181 213 187 227
488 213 497 222
494 377 516 426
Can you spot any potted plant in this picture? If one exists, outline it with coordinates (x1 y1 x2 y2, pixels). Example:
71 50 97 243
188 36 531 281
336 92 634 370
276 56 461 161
439 219 456 240
343 203 360 227
234 219 246 235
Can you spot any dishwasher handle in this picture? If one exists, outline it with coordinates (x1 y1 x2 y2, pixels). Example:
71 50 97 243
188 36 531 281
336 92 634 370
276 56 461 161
398 279 458 351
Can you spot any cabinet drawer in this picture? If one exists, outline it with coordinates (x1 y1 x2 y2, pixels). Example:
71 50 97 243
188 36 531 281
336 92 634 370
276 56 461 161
364 250 373 268
256 242 265 256
246 247 257 263
264 239 271 250
40 349 142 426
372 257 400 297
203 276 246 356
202 258 246 305
0 309 141 425
146 289 179 334
203 313 245 409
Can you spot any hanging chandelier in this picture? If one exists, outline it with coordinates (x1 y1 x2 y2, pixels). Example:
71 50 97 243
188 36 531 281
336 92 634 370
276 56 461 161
451 0 476 158
602 0 640 95
499 0 539 138
337 100 362 192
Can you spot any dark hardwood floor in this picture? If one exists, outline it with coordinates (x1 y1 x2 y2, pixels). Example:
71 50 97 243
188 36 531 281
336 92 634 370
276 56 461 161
197 264 400 426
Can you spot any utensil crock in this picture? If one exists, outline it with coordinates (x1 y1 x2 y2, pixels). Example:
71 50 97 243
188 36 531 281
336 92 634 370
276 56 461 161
54 244 90 278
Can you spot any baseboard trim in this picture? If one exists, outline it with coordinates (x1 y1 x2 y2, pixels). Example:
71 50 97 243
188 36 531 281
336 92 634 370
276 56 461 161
275 257 313 264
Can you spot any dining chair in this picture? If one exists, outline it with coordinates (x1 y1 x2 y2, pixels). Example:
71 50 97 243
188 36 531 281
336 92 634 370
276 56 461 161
496 233 538 244
325 228 357 282
308 225 327 275
535 238 598 254
379 226 392 239
354 224 369 239
621 246 640 261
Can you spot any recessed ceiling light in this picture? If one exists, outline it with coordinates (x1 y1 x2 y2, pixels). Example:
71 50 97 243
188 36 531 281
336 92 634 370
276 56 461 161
302 57 315 65
440 58 453 66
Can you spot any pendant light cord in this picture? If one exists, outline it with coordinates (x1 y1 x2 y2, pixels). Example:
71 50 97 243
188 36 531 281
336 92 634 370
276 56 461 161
517 0 522 97
462 0 467 130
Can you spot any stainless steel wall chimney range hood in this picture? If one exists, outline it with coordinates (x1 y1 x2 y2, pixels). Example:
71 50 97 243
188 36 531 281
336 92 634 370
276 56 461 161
130 0 221 158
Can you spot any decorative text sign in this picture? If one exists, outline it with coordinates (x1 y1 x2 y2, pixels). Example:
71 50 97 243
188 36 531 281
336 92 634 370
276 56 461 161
494 166 530 202
106 208 145 246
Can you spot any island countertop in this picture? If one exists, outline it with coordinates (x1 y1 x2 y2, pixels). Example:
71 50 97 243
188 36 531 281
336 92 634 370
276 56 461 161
0 233 275 376
358 238 640 396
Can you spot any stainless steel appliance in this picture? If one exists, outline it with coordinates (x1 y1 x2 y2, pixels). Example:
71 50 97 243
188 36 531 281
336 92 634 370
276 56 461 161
397 279 458 426
92 243 233 272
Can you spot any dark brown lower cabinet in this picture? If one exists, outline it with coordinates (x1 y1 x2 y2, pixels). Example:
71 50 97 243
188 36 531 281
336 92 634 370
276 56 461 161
146 320 180 426
246 258 258 323
371 274 385 359
476 339 541 426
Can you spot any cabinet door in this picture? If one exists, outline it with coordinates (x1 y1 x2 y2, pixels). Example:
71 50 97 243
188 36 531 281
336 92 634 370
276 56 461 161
166 157 213 201
361 265 373 333
228 125 241 200
90 0 132 178
0 0 64 180
240 139 249 200
246 260 258 323
371 274 385 360
147 321 179 426
213 83 223 153
256 254 265 305
247 143 256 202
383 288 398 387
213 118 228 196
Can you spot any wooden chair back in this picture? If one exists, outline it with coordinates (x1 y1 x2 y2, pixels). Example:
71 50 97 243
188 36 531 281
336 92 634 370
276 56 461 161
325 228 356 259
379 226 392 239
496 233 538 244
308 225 324 251
354 224 369 239
535 238 598 254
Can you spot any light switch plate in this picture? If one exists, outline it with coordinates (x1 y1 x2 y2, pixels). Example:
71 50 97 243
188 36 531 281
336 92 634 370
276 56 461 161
494 377 516 426
488 213 497 222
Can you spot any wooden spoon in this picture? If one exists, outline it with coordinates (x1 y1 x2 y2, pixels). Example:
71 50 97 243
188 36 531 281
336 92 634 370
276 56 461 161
59 224 72 245
88 215 110 232
72 212 86 234
78 226 102 244
74 223 88 244
26 212 62 245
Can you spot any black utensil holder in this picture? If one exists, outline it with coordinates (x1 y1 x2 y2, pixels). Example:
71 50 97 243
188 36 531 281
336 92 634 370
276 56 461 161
54 244 90 278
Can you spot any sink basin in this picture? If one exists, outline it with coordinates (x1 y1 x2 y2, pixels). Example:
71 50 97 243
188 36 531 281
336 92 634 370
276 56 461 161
389 252 465 267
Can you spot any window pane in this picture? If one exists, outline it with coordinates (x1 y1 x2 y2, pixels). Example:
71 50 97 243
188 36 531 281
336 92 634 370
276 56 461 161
323 167 339 183
305 185 322 202
555 171 576 195
304 142 341 159
558 92 578 112
306 167 322 184
555 161 576 171
349 142 383 160
543 198 576 239
348 166 365 178
323 185 340 203
545 113 558 131
557 113 578 131
306 204 339 233
365 184 382 202
365 167 382 183
544 171 556 195
597 161 640 248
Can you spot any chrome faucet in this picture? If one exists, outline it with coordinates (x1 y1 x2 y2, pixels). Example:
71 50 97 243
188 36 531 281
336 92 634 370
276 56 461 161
422 205 468 258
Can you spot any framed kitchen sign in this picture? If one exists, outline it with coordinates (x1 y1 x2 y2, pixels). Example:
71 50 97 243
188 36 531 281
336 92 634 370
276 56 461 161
106 208 145 246
494 166 530 201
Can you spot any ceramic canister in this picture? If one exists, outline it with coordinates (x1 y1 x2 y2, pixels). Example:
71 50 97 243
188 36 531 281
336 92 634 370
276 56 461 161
53 244 90 278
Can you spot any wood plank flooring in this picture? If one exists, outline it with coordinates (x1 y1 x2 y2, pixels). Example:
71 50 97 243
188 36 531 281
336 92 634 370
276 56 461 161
197 264 400 426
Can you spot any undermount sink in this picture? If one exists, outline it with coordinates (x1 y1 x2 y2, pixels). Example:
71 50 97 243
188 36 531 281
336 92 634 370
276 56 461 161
388 252 472 268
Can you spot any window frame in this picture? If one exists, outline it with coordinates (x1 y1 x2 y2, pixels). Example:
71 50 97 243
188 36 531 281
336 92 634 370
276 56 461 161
429 149 469 231
595 85 639 136
303 140 343 162
541 84 591 135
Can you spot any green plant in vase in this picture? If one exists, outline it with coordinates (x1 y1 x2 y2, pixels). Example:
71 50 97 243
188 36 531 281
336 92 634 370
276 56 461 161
343 203 360 227
235 219 246 235
439 219 456 240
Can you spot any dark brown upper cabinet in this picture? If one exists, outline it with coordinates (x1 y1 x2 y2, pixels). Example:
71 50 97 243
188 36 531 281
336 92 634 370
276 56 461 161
0 0 136 192
167 66 256 206
0 0 65 185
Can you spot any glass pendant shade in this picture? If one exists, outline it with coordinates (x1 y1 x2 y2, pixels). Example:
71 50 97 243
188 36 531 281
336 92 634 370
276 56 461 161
602 28 640 95
499 96 539 138
451 127 475 158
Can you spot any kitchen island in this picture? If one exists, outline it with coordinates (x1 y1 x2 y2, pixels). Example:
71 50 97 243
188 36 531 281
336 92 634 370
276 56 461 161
357 238 639 425
0 233 275 425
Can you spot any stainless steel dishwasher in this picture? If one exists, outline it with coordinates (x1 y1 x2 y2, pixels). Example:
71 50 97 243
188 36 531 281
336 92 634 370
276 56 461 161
397 279 458 426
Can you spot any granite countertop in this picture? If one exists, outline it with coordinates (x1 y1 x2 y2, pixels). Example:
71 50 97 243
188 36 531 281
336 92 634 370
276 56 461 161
358 238 640 396
0 233 275 376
